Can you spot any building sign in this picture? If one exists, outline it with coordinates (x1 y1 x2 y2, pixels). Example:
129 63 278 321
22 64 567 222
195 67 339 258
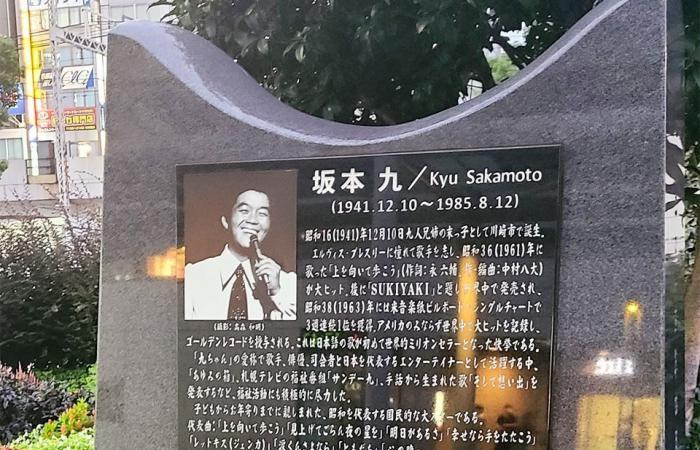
39 66 94 90
61 65 94 90
37 107 97 131
7 84 24 115
177 147 561 450
27 0 88 11
38 70 52 90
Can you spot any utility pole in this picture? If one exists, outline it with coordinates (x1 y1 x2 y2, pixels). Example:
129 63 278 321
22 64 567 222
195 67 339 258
46 1 119 211
48 0 69 209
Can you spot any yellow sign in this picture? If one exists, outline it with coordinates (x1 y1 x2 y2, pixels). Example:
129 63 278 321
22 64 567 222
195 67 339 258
37 107 97 131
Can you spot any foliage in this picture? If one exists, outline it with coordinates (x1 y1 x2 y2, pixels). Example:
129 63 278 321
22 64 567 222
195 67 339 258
38 399 93 440
156 0 597 125
6 428 94 450
684 0 700 252
0 160 8 179
689 386 700 449
685 0 700 441
35 365 97 397
0 364 79 444
684 0 700 155
4 398 95 450
0 205 101 369
488 54 519 84
685 0 700 214
0 37 20 124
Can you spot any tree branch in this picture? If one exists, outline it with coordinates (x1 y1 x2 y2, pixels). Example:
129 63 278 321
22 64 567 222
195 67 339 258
474 54 497 91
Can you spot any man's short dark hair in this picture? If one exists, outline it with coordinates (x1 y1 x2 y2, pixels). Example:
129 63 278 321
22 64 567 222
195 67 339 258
230 189 271 213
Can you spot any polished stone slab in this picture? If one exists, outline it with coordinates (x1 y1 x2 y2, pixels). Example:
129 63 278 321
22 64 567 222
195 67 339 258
97 0 668 448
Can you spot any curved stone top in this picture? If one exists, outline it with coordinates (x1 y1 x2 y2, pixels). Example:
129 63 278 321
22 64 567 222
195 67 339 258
111 0 628 146
98 1 670 449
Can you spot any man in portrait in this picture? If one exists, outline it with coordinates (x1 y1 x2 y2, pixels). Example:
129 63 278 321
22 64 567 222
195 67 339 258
184 189 296 320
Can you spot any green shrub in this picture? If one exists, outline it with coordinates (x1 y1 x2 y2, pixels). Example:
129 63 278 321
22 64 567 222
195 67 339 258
35 365 96 397
689 387 700 449
8 428 94 450
0 206 100 369
40 399 93 439
6 399 95 450
0 364 79 444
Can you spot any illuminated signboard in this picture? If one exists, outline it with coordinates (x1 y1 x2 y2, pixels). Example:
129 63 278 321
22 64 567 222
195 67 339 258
39 66 94 90
37 107 97 131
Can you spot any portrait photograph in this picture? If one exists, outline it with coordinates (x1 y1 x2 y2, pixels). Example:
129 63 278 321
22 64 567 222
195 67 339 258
179 167 297 321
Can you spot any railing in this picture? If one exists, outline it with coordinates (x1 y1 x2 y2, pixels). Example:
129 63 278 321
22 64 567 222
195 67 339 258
25 157 57 177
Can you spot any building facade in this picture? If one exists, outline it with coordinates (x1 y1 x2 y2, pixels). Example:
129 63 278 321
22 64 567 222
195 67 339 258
0 0 166 217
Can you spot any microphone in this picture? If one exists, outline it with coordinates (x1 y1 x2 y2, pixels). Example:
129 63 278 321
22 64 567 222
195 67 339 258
249 235 270 291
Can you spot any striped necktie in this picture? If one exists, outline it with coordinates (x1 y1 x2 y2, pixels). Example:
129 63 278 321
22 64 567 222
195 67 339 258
227 264 247 319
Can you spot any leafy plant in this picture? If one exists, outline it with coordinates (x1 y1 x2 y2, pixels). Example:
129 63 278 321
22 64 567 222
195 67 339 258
0 203 101 369
688 386 700 449
39 399 93 440
682 0 700 434
8 428 94 450
487 54 519 84
35 365 97 397
6 400 95 450
0 364 79 444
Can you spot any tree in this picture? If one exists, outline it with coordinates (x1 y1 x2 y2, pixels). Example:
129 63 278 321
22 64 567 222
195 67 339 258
0 207 101 369
682 0 700 435
0 36 20 181
155 0 596 125
0 36 20 124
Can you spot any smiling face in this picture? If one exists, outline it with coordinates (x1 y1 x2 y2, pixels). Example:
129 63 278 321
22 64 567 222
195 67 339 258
227 190 271 250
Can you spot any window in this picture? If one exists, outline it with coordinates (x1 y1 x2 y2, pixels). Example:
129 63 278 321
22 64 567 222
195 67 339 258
28 8 82 30
40 48 52 67
135 4 148 19
56 6 83 27
109 3 165 21
29 10 49 31
68 141 98 158
69 7 82 25
54 45 94 66
56 8 69 26
73 91 96 107
58 46 72 65
109 5 132 20
0 138 24 160
42 90 96 108
72 47 93 65
147 4 169 21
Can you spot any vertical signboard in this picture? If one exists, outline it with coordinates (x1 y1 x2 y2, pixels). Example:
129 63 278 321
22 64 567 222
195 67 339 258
177 146 561 450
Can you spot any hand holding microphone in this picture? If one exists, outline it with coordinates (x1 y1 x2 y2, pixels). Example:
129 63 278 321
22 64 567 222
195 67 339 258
250 234 281 295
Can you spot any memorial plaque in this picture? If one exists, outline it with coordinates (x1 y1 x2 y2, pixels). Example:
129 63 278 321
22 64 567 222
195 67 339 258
178 146 561 450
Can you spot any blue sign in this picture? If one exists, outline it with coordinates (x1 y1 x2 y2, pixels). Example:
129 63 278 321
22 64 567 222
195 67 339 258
7 84 24 116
